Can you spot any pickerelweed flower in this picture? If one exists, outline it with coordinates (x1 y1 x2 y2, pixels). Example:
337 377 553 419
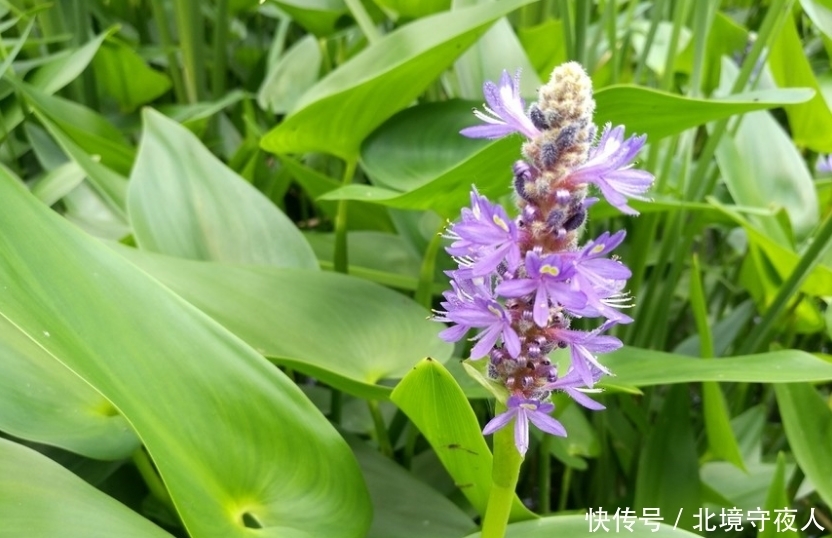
435 63 654 456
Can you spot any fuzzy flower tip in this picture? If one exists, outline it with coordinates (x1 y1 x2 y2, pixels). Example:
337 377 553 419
436 63 652 456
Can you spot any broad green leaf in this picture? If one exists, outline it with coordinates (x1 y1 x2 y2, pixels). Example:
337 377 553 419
769 12 832 152
306 231 422 280
390 358 536 522
113 245 451 400
0 29 112 138
452 17 541 100
690 256 744 470
324 101 519 217
700 461 794 514
0 439 172 538
279 156 394 231
348 437 477 538
800 0 832 41
716 111 819 242
373 0 449 19
604 348 832 387
92 38 172 111
630 20 692 78
261 0 535 159
35 112 129 220
594 86 814 142
271 0 351 37
463 514 704 537
128 109 317 268
29 160 86 206
634 385 700 532
158 89 247 136
517 19 567 80
710 200 832 297
0 315 139 460
29 29 115 95
0 173 372 537
14 81 136 176
257 34 321 114
774 383 832 508
760 453 799 538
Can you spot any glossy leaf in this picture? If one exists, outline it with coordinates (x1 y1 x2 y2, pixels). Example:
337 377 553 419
113 245 451 400
271 0 351 37
12 81 135 176
373 0 450 19
594 86 814 142
390 358 536 522
324 101 519 217
261 0 534 159
0 173 372 537
30 160 87 206
257 34 321 114
517 19 567 80
716 110 819 242
604 348 832 387
634 385 700 531
0 439 172 538
800 0 832 39
700 460 794 513
92 38 172 111
0 315 139 460
774 383 832 508
349 437 477 538
128 109 317 268
463 514 703 537
760 453 798 538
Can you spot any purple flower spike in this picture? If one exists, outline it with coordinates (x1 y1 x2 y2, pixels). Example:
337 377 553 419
445 189 522 277
817 154 832 173
482 396 566 456
496 251 587 326
460 70 542 141
568 124 654 215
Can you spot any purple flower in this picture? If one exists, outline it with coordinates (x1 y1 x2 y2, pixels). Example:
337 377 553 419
544 367 605 410
482 396 566 456
434 280 521 359
567 124 654 215
567 231 633 324
460 70 541 141
817 154 832 173
445 189 522 277
555 323 622 387
496 251 586 327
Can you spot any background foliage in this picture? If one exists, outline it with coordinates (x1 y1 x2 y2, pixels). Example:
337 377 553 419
0 0 831 537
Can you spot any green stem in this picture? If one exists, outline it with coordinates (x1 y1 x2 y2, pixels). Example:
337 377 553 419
558 0 574 62
368 400 393 458
481 401 523 538
344 0 380 44
538 434 552 514
557 465 573 511
634 0 665 84
212 0 229 99
660 0 690 92
414 220 445 309
740 210 832 354
132 448 175 513
149 0 187 103
688 0 792 201
334 159 357 274
173 0 206 102
573 0 590 66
